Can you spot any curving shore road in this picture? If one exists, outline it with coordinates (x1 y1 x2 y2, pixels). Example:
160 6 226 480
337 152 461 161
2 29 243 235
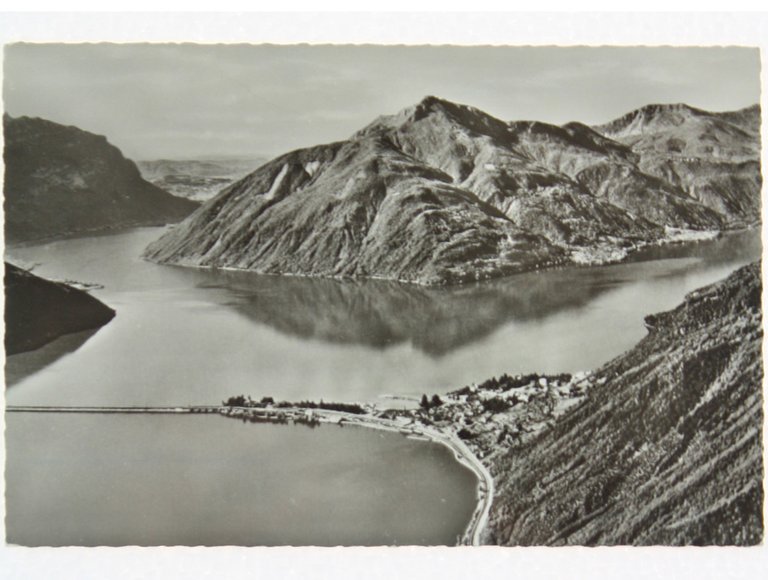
7 404 494 545
304 408 494 545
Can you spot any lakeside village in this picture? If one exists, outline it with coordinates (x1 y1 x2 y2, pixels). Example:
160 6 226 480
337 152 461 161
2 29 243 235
218 370 602 465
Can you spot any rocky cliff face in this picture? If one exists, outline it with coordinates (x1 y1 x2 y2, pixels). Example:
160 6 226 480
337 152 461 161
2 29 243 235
4 262 116 355
486 262 763 545
3 115 199 244
144 97 759 285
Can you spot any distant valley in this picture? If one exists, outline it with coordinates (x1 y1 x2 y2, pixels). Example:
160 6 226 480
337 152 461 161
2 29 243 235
144 97 760 285
136 158 268 202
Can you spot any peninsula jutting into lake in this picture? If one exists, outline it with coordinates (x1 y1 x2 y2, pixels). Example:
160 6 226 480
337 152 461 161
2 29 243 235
3 44 763 548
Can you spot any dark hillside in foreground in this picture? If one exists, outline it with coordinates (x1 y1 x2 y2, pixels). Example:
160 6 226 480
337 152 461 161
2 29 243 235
486 262 763 545
3 115 199 244
4 263 116 355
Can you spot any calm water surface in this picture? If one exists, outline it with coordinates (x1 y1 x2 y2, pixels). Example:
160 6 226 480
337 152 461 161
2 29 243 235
5 227 761 406
5 413 476 546
4 226 761 546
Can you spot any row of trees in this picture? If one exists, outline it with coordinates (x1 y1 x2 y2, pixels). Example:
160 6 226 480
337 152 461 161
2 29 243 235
452 372 573 398
223 395 275 407
221 394 364 415
275 400 365 415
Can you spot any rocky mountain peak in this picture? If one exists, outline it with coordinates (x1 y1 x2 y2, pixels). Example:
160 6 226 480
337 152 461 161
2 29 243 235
595 103 708 138
355 95 510 144
414 94 455 112
143 97 760 285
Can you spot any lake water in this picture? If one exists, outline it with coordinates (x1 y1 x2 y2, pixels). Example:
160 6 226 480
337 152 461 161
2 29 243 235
5 413 476 546
4 226 761 546
5 227 761 406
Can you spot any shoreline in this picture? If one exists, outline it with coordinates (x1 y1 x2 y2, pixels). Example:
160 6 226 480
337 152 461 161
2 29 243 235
217 404 494 546
6 403 494 546
142 225 757 288
308 409 494 546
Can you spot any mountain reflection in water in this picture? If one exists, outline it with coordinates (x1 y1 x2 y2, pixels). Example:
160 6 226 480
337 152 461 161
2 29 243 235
190 229 760 358
5 328 100 386
4 227 760 407
195 269 616 357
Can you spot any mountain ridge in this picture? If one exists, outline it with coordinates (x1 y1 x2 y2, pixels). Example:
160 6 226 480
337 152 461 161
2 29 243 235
592 102 761 224
143 97 760 285
3 114 199 245
145 131 564 285
593 102 759 139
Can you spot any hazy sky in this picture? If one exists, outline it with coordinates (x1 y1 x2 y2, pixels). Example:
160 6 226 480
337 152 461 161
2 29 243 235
2 44 761 160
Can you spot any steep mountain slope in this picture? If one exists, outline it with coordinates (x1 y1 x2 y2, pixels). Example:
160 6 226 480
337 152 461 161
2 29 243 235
713 104 761 136
594 103 761 225
3 115 199 244
145 97 755 285
145 134 563 285
486 262 763 545
4 262 116 355
356 97 719 247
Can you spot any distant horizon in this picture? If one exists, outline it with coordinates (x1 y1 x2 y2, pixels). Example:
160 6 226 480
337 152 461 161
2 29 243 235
124 97 765 161
3 44 760 160
132 153 272 162
5 96 761 163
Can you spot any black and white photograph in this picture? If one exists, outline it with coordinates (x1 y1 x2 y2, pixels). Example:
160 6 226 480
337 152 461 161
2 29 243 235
0 10 766 579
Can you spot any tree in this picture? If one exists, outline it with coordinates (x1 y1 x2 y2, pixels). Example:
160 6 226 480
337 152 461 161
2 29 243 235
420 394 430 409
483 396 510 413
224 395 247 407
457 428 477 440
431 394 443 407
